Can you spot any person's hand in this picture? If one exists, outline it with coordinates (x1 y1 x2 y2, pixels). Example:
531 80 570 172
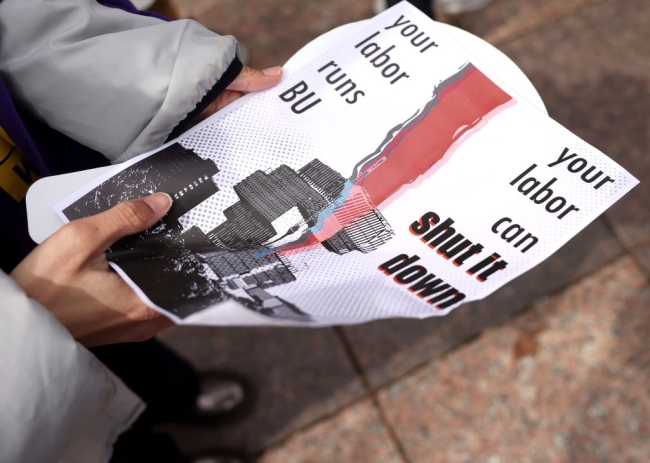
190 65 283 127
11 193 176 348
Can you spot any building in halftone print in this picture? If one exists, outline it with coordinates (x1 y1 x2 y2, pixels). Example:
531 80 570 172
242 287 308 322
207 201 277 251
319 186 394 254
199 246 296 290
197 246 309 321
62 143 219 227
297 159 347 203
322 208 394 254
63 144 394 322
205 158 392 255
157 144 219 228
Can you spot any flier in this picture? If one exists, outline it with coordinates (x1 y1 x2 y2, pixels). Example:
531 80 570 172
55 2 638 326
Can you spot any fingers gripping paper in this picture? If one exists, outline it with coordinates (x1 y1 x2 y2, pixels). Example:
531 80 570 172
56 3 638 326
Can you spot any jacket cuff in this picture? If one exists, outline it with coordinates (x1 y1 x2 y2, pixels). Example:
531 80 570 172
166 56 243 142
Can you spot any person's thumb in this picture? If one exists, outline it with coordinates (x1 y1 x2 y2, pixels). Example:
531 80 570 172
226 65 283 93
77 193 173 254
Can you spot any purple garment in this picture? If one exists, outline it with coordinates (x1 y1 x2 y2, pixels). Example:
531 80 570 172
99 0 170 21
0 0 167 272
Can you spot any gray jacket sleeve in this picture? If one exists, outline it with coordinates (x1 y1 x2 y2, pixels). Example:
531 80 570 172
0 271 145 463
0 0 241 163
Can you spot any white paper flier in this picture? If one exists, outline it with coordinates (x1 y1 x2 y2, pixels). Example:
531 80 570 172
56 2 638 326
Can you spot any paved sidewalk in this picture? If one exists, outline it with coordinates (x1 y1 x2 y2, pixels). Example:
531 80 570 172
154 0 650 460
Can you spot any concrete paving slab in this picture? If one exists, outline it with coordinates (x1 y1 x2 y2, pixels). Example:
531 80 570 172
156 326 366 455
457 0 608 46
633 241 650 279
378 256 650 462
257 399 405 463
165 0 375 69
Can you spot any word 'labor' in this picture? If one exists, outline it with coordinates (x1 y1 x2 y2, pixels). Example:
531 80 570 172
510 164 580 219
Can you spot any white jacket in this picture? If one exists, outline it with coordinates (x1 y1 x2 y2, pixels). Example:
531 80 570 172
0 0 241 461
0 272 145 463
0 0 240 163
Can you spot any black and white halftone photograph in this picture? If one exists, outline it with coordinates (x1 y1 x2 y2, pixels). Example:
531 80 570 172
61 141 396 322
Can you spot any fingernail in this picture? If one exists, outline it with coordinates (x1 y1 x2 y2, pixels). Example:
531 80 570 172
262 66 282 76
143 193 173 213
